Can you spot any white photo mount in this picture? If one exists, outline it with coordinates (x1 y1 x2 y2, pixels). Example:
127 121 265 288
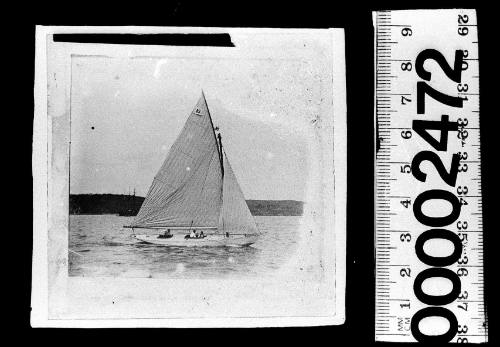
32 26 346 327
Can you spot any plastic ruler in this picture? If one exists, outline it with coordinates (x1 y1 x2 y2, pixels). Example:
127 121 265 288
374 9 487 343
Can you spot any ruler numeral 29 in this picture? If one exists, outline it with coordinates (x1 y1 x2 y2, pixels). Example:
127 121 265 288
403 20 471 344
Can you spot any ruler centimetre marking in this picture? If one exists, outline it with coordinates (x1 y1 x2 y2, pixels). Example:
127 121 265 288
374 10 487 343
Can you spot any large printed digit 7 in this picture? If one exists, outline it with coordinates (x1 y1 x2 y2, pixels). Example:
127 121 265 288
417 82 464 114
415 49 466 114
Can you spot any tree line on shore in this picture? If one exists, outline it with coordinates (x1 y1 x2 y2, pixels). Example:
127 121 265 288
69 194 304 216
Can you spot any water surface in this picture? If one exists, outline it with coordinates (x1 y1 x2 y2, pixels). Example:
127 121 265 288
69 215 301 279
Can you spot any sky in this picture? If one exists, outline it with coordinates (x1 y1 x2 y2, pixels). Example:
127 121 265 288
69 50 324 201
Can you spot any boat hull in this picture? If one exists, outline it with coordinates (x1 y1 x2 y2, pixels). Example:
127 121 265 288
133 234 258 247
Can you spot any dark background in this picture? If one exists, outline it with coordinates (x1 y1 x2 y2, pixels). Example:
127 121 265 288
18 1 496 345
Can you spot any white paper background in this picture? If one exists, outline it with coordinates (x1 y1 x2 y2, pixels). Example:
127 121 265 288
32 26 346 327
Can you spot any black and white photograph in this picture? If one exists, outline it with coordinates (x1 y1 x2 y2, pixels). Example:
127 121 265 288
25 5 494 344
32 27 346 327
69 58 309 278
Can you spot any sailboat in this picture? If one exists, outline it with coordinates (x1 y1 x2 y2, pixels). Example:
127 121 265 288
124 92 260 247
118 188 139 216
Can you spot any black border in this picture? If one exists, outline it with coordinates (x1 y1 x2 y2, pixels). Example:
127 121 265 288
17 1 496 345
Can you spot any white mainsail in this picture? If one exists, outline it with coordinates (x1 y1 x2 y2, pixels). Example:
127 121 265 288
131 92 259 236
132 93 222 228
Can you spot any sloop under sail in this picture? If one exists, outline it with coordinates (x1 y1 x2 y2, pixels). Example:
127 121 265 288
130 92 259 236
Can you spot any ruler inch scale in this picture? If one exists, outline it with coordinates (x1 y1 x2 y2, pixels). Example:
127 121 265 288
374 10 487 343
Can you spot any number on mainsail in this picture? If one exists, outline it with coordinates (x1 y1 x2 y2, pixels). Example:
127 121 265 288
130 92 258 236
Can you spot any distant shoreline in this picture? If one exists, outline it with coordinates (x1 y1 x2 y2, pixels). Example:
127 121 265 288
69 194 304 216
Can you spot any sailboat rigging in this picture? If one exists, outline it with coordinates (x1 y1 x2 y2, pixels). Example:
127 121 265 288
124 91 260 247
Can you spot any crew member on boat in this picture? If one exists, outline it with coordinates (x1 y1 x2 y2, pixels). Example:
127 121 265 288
158 229 173 239
190 229 197 239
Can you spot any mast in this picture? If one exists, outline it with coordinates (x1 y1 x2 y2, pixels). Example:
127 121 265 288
203 90 224 178
217 133 224 177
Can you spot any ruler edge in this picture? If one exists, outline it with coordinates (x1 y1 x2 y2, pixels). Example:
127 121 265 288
373 9 487 343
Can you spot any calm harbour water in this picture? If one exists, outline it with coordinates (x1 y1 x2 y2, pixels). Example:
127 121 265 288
69 215 301 279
